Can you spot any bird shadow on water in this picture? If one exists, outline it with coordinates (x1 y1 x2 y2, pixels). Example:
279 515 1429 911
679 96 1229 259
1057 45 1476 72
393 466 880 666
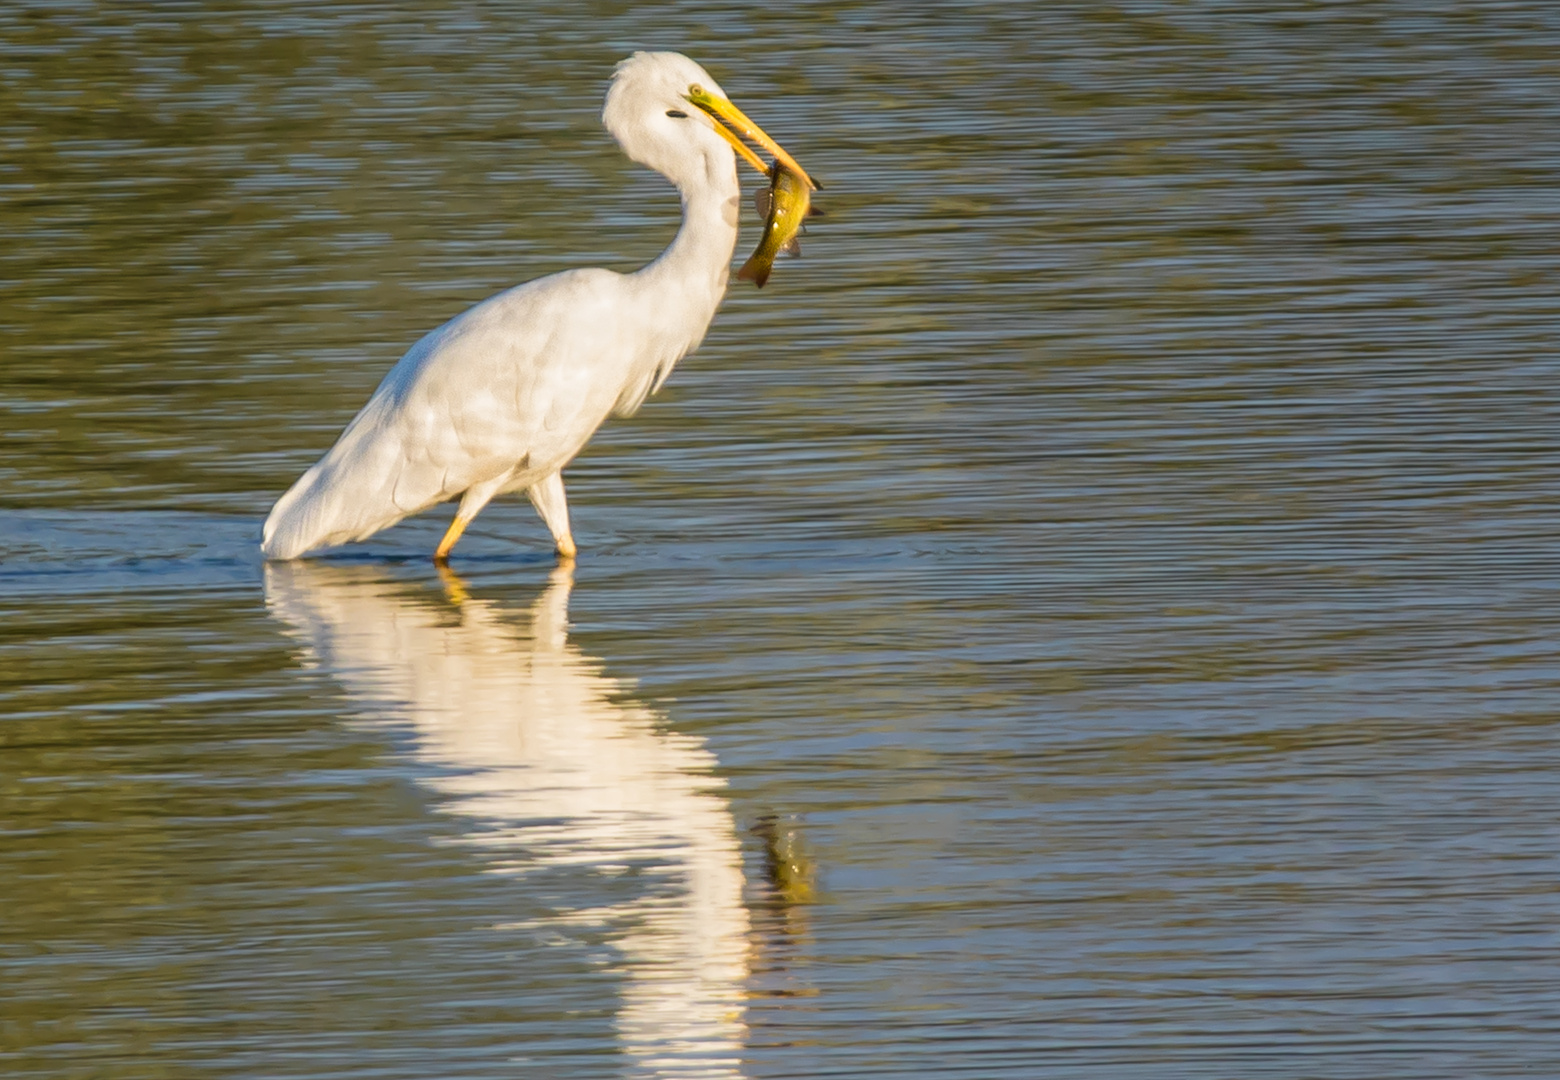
262 558 809 1077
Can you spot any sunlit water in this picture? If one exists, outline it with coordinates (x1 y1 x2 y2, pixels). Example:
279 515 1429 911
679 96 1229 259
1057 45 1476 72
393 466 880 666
4 2 1560 1077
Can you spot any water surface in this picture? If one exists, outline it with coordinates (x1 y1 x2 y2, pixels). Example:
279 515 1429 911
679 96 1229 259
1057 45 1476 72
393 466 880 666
3 2 1559 1077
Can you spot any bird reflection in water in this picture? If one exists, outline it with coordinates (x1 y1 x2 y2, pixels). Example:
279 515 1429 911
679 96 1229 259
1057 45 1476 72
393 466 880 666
264 561 751 1078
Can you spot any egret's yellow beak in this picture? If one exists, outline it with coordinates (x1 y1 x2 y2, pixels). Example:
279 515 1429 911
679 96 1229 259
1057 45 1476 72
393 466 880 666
686 85 819 191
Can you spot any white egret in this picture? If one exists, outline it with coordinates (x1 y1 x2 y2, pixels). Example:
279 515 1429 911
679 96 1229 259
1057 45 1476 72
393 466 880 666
261 52 816 563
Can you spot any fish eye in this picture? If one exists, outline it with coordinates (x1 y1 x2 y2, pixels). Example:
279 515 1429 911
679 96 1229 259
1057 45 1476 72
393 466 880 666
666 109 688 118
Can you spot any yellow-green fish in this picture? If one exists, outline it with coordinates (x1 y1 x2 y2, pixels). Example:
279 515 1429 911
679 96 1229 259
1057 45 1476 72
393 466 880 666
738 162 821 287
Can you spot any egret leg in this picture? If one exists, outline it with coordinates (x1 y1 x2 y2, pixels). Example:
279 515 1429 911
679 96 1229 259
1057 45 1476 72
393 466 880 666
434 476 505 564
526 471 577 560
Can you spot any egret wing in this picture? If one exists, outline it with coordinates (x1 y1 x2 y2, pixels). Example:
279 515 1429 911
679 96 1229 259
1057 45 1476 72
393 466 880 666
262 271 631 559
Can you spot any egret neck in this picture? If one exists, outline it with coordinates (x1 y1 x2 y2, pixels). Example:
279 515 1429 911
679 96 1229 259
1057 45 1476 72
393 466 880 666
637 152 742 333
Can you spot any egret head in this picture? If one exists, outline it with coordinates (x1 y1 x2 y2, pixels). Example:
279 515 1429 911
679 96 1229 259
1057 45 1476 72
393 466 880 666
603 51 814 193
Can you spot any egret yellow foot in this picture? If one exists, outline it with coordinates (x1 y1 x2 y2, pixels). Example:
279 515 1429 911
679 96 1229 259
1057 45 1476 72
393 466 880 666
433 515 470 563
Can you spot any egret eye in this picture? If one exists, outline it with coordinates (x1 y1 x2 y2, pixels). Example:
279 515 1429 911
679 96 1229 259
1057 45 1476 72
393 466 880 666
666 109 688 118
688 83 703 96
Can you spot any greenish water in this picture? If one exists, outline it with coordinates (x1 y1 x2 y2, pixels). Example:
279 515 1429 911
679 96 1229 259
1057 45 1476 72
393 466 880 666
4 2 1559 1077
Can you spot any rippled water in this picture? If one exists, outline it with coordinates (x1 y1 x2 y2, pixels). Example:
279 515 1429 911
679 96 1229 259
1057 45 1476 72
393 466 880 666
4 2 1560 1077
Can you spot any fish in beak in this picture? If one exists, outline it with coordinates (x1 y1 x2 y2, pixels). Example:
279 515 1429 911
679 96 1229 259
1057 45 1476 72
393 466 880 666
738 162 820 287
685 84 822 287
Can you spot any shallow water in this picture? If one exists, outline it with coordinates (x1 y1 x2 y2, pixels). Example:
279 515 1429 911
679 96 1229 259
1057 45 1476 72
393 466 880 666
4 2 1560 1077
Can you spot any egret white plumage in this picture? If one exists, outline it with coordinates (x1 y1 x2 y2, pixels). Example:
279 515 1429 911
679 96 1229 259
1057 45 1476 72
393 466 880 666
261 52 816 563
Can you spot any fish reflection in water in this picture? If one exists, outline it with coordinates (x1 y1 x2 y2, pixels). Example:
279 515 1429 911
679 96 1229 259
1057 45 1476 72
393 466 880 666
264 562 751 1078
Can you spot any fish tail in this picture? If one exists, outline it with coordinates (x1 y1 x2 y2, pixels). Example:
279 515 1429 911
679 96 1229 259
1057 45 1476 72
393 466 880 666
737 254 771 287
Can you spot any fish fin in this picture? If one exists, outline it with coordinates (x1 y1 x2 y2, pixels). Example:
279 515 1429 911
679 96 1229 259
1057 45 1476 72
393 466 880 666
780 238 801 258
807 205 826 218
737 254 770 287
754 188 772 220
